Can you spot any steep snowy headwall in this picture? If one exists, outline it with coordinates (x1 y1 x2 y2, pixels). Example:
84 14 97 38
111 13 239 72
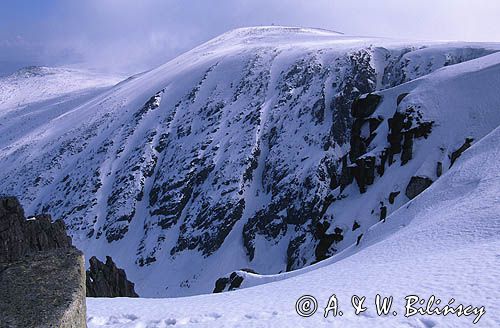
0 27 499 296
218 50 500 291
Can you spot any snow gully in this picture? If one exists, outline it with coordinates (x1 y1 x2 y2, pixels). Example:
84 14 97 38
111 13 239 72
405 295 486 324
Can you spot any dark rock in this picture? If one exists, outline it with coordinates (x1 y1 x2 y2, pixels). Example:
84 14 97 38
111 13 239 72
349 118 368 161
23 214 72 252
352 220 360 231
213 271 246 293
387 111 405 163
0 197 72 263
0 248 86 328
329 49 377 146
450 138 473 168
405 176 433 200
0 197 28 263
377 149 388 176
380 203 387 221
353 156 376 193
356 234 363 246
314 222 343 262
0 197 86 327
401 131 414 165
286 234 306 271
436 161 443 177
386 108 433 166
229 272 244 290
389 191 400 204
349 116 382 162
213 277 230 293
351 93 382 118
396 92 410 106
411 121 433 139
86 256 139 297
339 155 354 191
243 202 289 262
170 197 245 257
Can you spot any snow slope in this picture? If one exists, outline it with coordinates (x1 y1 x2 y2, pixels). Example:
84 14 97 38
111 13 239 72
1 27 499 298
0 66 122 149
87 53 500 327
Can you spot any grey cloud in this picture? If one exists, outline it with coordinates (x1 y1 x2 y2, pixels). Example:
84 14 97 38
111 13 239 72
0 0 499 76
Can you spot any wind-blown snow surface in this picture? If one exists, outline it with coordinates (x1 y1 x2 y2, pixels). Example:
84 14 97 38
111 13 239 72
1 27 500 298
87 119 500 327
0 66 121 149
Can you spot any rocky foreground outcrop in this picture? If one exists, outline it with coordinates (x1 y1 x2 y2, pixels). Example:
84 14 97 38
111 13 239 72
0 196 86 327
0 248 86 328
0 196 72 262
0 196 139 315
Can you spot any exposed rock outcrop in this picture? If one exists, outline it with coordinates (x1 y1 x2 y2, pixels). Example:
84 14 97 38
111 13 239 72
389 191 400 204
0 249 86 328
345 97 435 195
86 256 139 297
352 220 360 231
450 137 474 168
24 214 72 252
356 233 363 246
405 176 433 200
379 203 387 221
213 270 254 293
0 197 28 263
352 156 376 193
213 272 248 293
0 196 72 262
396 92 410 106
436 161 443 177
314 222 344 262
0 196 86 327
351 93 382 118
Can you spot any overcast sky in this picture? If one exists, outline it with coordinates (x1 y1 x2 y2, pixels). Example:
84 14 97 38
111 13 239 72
1 0 499 76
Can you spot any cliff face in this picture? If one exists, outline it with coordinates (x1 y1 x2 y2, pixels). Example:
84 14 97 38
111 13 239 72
86 256 139 298
0 196 72 262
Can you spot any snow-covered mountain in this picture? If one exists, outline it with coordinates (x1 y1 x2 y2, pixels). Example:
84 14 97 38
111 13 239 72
0 66 121 149
1 26 499 299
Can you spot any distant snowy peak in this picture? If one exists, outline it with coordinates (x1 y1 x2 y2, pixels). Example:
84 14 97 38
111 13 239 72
10 66 89 78
0 66 122 110
4 65 120 84
11 66 60 78
0 66 122 150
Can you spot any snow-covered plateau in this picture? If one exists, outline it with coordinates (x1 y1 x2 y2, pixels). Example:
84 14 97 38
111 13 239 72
1 26 499 327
